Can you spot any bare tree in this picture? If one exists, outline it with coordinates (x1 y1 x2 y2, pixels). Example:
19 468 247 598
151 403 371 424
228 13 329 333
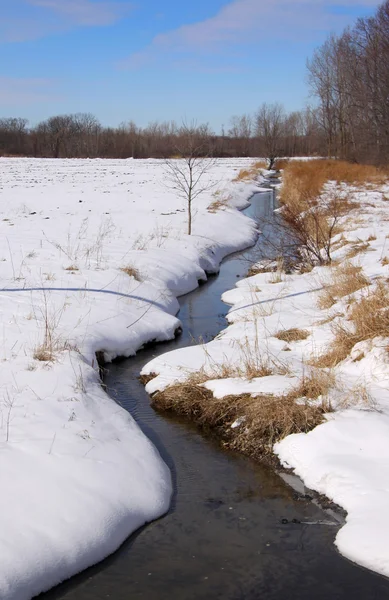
255 103 286 169
164 123 216 235
228 114 253 156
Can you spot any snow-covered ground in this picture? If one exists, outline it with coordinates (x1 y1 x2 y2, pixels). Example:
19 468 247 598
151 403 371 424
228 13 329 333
143 174 389 578
0 157 261 599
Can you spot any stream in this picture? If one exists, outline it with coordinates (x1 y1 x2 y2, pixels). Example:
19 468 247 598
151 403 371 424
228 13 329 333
41 189 389 599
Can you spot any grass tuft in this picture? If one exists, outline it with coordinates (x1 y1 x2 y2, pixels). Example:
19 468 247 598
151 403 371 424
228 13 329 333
275 328 310 343
121 265 141 281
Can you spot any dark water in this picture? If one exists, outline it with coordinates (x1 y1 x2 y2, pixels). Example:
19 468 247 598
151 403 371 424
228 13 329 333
41 190 389 600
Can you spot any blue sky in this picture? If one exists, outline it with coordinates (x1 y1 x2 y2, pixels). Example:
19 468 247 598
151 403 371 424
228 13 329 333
0 0 381 132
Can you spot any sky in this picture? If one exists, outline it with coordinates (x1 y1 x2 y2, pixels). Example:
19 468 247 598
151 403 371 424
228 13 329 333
0 0 381 132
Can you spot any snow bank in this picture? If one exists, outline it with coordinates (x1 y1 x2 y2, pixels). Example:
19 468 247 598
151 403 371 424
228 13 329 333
144 175 389 578
0 157 259 599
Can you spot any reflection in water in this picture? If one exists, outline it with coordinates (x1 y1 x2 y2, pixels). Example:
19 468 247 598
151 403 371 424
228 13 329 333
40 192 389 600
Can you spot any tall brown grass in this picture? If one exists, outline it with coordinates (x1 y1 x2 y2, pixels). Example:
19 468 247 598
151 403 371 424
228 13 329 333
277 159 387 264
233 160 267 182
280 160 387 209
151 368 333 461
313 281 389 367
274 159 290 171
317 262 369 309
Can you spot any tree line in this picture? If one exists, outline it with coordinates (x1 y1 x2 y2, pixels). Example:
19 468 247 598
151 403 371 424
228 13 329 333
0 107 325 161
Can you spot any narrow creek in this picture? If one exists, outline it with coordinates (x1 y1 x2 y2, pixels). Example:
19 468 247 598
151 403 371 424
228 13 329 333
42 189 389 600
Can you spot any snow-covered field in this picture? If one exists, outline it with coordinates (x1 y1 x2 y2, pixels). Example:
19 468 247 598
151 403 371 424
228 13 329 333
0 157 260 599
144 174 389 578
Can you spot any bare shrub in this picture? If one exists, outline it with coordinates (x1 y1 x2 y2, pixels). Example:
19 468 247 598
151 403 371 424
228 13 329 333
280 190 352 265
278 159 384 264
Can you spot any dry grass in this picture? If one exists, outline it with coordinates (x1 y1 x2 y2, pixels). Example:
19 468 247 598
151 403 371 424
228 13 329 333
280 160 387 209
200 335 278 380
253 160 268 170
382 256 389 266
268 257 285 283
313 281 389 367
121 265 141 281
338 384 376 410
274 159 290 171
275 328 310 343
277 159 388 265
317 262 369 309
207 191 231 213
151 368 333 460
234 169 251 181
33 345 56 362
33 339 76 362
346 242 370 259
65 265 79 271
233 160 267 182
247 260 278 277
315 311 344 326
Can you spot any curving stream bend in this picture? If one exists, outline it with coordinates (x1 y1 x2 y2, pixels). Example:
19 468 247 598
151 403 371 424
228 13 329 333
41 190 389 600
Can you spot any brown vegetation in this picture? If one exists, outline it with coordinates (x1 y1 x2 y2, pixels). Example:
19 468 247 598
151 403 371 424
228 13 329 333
281 161 386 210
278 160 376 265
317 262 369 309
207 191 231 213
151 368 333 460
233 161 267 182
275 328 310 342
313 282 389 367
274 159 290 171
346 242 370 259
121 265 141 281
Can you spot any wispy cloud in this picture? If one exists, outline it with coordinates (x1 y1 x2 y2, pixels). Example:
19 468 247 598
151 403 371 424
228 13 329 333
27 0 131 27
120 0 380 70
0 77 59 105
0 0 132 42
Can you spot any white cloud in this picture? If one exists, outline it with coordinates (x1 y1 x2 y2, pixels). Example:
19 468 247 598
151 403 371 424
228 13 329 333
120 0 380 69
27 0 132 27
0 0 132 42
0 77 59 105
